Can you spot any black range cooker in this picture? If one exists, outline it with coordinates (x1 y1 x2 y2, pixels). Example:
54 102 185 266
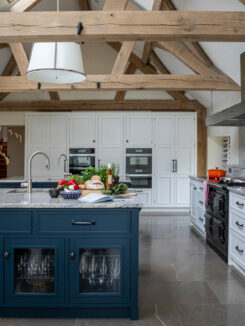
205 177 245 263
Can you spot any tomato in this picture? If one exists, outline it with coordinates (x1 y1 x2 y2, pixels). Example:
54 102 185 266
57 180 67 187
68 179 79 190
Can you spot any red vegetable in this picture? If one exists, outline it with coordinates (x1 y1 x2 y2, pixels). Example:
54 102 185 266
57 180 67 187
68 179 79 190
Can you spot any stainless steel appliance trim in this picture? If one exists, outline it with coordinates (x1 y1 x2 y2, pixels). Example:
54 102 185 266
126 174 152 177
69 154 96 157
126 154 152 157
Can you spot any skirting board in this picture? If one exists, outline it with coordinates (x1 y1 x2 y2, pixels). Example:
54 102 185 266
140 207 190 215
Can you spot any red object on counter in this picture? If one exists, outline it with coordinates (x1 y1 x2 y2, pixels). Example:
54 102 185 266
68 179 79 190
208 168 226 182
57 180 67 187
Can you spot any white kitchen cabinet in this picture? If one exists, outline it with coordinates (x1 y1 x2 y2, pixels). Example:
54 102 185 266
97 113 124 178
69 113 96 148
130 189 152 206
190 178 206 236
26 113 67 179
154 113 196 207
229 192 245 276
125 114 152 147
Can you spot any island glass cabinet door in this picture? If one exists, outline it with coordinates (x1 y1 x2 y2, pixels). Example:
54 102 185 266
4 238 65 304
69 238 131 304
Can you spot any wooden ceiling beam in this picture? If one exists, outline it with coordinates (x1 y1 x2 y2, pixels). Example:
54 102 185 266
1 11 245 42
0 75 239 92
111 41 136 75
149 50 187 100
10 0 42 12
79 0 89 10
103 0 128 10
0 56 16 101
114 63 137 100
0 99 204 112
9 43 28 76
161 0 213 67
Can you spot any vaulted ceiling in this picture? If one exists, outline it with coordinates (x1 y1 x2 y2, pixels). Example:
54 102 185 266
0 0 244 115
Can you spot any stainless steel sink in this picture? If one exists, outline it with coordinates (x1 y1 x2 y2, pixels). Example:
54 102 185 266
8 189 48 194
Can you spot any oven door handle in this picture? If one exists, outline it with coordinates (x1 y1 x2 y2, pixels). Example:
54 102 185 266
218 224 225 244
69 154 95 157
126 174 152 177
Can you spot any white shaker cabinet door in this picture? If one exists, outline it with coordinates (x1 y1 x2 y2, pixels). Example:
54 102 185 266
97 114 124 177
69 114 96 147
154 114 175 206
125 114 152 147
174 114 196 206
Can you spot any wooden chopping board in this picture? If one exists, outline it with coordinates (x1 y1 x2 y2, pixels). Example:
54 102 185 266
81 190 137 198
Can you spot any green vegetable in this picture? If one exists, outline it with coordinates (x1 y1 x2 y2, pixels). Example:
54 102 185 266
81 166 97 184
66 174 83 185
102 183 128 196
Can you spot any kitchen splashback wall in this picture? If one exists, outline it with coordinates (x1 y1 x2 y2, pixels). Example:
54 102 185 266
239 126 245 165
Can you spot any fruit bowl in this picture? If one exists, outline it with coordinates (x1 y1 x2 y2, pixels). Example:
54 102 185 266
59 190 82 200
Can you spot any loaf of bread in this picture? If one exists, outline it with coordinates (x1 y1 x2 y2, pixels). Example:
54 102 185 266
85 180 105 190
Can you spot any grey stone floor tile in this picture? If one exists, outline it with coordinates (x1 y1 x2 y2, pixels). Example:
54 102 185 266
176 304 245 326
207 276 245 304
139 281 220 305
155 304 183 326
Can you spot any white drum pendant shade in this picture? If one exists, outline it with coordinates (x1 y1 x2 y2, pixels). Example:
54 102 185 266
26 42 86 83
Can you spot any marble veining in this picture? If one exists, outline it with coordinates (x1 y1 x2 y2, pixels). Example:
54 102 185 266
0 189 142 209
228 187 245 197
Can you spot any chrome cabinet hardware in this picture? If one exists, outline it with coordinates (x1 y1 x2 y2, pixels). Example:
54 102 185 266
70 252 75 259
235 221 244 228
72 220 96 226
236 201 244 207
235 245 244 254
194 187 197 190
199 200 204 205
4 252 10 259
199 217 204 222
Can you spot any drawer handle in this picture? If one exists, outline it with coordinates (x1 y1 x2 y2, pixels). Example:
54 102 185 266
4 252 10 259
235 221 244 228
135 190 143 193
199 187 204 190
199 200 204 205
199 217 204 222
72 220 96 226
235 245 244 254
236 201 244 208
194 187 197 190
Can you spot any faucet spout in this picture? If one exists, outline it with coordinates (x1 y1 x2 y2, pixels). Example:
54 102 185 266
28 151 50 193
58 153 70 179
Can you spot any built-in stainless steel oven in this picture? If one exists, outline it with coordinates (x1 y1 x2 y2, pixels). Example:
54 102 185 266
126 148 152 188
126 148 152 175
69 148 95 174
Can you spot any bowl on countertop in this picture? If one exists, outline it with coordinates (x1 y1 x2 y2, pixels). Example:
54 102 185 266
59 190 82 200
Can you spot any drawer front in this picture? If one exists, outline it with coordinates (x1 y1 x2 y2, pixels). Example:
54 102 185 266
230 231 245 269
36 210 131 234
196 206 205 233
230 209 245 237
230 193 245 213
197 182 204 194
196 191 205 209
0 211 32 234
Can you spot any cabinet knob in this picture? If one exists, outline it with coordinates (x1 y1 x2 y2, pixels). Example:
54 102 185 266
70 252 75 260
126 140 129 143
4 252 10 259
93 140 96 143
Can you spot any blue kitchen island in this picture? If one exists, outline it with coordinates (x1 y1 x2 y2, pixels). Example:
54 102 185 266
0 189 142 319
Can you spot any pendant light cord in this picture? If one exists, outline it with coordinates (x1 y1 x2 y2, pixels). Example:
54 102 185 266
54 0 60 73
57 0 60 12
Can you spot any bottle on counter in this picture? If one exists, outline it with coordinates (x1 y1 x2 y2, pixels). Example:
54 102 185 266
106 163 113 190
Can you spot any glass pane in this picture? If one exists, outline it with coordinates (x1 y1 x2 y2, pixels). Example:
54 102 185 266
130 157 149 166
14 248 55 294
79 249 120 294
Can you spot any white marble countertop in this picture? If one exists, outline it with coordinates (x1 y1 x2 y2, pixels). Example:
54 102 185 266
0 189 142 209
0 177 59 183
228 187 245 197
189 176 208 182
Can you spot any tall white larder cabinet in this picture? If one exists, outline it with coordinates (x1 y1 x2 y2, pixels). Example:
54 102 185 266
97 113 124 179
25 113 67 179
154 113 196 207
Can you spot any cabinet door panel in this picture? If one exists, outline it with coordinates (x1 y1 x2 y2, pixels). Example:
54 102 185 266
176 148 193 175
69 115 96 147
0 237 2 303
126 115 152 146
4 238 65 305
156 176 174 206
99 116 122 147
155 147 173 175
175 176 191 207
70 238 130 304
99 148 122 168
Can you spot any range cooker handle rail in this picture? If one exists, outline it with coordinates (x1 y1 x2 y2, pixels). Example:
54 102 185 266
72 220 96 226
235 245 244 254
236 201 244 208
218 224 225 244
235 221 244 228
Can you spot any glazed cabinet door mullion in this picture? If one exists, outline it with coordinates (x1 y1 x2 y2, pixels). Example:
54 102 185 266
4 238 65 305
69 238 130 304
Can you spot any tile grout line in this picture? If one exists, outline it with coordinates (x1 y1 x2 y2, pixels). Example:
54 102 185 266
154 304 168 326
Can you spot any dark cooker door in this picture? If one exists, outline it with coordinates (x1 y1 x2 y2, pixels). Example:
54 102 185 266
206 185 226 220
212 217 226 251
